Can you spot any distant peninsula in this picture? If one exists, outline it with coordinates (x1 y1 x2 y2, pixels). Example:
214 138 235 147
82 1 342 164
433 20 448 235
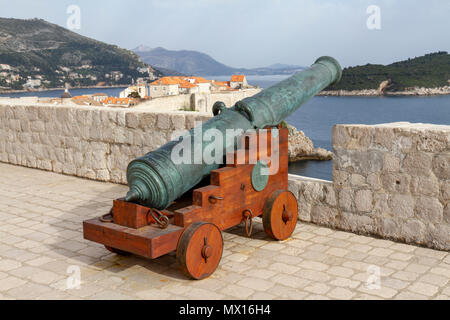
322 52 450 96
133 46 306 76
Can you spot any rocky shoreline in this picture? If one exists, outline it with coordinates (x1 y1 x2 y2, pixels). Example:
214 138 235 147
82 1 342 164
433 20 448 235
318 86 450 97
287 124 332 162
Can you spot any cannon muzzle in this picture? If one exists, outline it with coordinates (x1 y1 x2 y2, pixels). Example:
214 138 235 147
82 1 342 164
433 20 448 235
126 56 342 209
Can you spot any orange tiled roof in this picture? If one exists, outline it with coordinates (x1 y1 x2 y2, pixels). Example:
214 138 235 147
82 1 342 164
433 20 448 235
188 76 209 84
179 82 197 89
102 97 133 105
213 81 230 87
150 77 182 86
231 75 246 82
150 76 212 87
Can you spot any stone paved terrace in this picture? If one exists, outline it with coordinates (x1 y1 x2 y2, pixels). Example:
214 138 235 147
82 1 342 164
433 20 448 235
0 163 449 300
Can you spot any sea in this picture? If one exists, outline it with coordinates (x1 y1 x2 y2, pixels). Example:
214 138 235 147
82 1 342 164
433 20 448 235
1 75 449 181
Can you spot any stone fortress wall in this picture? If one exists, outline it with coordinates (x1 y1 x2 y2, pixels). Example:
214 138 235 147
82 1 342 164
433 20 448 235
136 89 261 113
0 102 449 250
289 123 449 251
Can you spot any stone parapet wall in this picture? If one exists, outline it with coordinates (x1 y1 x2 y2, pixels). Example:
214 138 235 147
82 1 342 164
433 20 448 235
288 123 450 251
0 103 212 184
1 103 448 250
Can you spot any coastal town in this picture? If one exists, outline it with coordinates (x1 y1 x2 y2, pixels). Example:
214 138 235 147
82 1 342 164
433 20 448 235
22 75 254 108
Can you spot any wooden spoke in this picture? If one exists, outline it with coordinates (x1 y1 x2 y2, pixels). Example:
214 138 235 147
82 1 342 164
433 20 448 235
263 190 298 240
176 222 223 280
104 245 131 256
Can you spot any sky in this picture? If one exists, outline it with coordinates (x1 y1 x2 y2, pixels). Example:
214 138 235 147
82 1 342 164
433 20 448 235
1 0 449 68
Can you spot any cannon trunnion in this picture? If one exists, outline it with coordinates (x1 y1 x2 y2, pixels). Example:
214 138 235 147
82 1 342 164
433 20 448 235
83 56 342 279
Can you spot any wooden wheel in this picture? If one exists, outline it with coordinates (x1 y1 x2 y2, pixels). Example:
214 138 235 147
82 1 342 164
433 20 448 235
104 245 131 256
263 190 298 240
176 222 223 280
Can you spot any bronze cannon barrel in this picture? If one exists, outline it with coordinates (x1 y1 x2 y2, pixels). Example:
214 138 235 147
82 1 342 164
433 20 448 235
125 56 342 209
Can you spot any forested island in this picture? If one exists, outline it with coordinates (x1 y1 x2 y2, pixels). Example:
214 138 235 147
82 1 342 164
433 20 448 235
323 52 450 95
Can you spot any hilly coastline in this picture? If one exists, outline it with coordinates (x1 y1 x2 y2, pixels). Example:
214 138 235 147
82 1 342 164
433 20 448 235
0 18 162 91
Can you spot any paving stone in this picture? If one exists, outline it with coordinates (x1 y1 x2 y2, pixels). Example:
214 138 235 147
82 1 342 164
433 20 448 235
0 276 27 291
408 282 439 297
237 277 274 291
304 282 330 295
418 273 449 287
0 259 22 271
357 285 398 299
271 274 310 289
327 287 355 299
268 262 300 274
220 284 255 299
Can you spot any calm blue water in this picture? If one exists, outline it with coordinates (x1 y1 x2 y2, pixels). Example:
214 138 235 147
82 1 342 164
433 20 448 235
2 78 449 180
287 95 450 180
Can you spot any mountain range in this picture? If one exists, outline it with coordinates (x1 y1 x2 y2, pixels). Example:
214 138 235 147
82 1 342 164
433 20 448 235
133 46 305 76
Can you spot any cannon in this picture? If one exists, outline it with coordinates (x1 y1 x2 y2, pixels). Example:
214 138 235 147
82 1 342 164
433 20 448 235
83 56 342 279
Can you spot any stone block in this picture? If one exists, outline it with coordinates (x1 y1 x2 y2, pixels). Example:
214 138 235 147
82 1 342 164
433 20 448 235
380 217 399 238
383 153 400 171
287 179 300 199
310 205 338 226
432 154 450 179
322 184 337 207
441 181 450 201
350 174 366 187
380 172 411 194
96 169 110 181
332 125 350 148
401 219 426 243
171 114 186 130
335 149 383 174
416 196 443 224
30 121 45 132
338 188 354 212
373 192 389 214
427 224 450 251
117 110 126 127
373 127 395 149
340 211 375 234
354 189 373 213
140 113 156 129
333 169 349 188
444 204 450 224
301 181 322 203
402 152 433 176
347 126 371 150
410 176 440 197
125 112 140 128
185 115 196 130
157 113 171 130
415 130 448 153
367 173 382 190
389 194 414 219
